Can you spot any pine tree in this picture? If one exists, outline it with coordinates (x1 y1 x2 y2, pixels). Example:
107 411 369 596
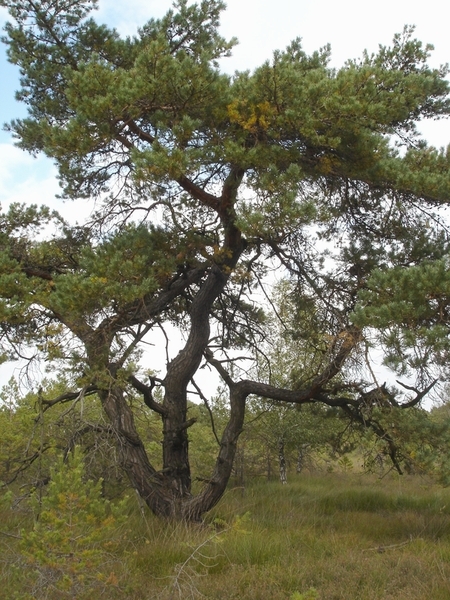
1 0 450 519
20 449 126 598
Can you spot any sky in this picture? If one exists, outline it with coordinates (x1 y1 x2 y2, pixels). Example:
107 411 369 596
0 0 449 390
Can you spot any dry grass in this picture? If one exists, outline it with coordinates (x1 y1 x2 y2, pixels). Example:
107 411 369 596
2 472 450 599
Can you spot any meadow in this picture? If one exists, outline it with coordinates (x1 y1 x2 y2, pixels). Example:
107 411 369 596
2 471 450 599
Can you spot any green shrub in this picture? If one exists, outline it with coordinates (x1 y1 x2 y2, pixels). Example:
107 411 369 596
19 449 127 599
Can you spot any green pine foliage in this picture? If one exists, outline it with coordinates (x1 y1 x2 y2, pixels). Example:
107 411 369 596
19 449 127 599
353 259 450 377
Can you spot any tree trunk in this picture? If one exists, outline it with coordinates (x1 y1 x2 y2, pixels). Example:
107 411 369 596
98 385 175 517
182 386 247 521
107 262 245 520
267 450 272 480
159 265 229 514
296 444 310 474
279 437 287 484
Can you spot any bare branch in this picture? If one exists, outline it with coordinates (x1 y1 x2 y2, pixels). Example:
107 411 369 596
396 378 439 408
128 374 166 415
190 377 220 445
41 386 98 411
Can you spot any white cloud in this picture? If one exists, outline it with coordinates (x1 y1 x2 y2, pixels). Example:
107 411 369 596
0 144 57 203
0 144 92 224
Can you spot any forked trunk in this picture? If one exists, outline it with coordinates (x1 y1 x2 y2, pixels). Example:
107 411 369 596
98 265 246 521
99 382 246 521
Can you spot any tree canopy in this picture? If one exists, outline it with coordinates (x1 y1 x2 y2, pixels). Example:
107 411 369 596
1 0 450 520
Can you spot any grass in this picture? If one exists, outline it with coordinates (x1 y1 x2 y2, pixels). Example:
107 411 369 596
2 472 450 599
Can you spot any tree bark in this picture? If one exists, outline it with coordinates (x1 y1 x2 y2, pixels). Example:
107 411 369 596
296 444 310 474
97 384 174 517
161 265 229 512
182 385 247 521
92 316 359 520
279 437 288 485
98 376 246 521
